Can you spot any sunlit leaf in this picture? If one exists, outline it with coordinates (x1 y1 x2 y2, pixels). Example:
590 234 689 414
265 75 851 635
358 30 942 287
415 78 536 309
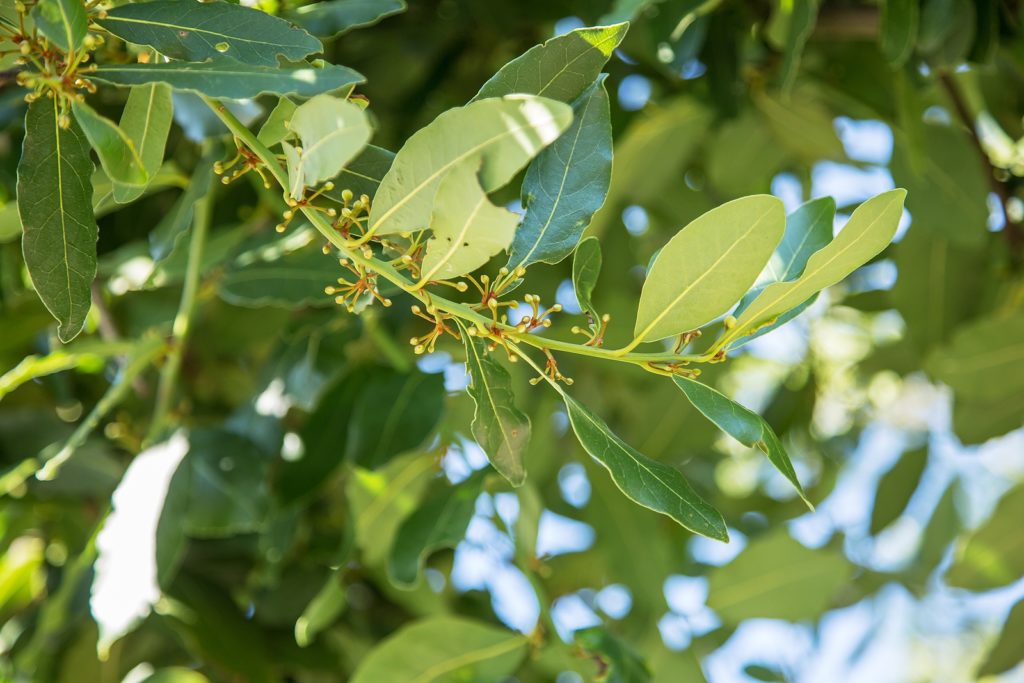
284 94 371 199
112 84 174 203
946 484 1024 591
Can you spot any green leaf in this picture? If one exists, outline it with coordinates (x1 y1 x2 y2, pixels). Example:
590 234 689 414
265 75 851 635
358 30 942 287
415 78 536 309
17 98 99 343
572 236 602 331
295 572 346 647
870 447 927 534
457 320 531 486
473 22 628 103
574 627 651 683
92 59 364 100
345 368 445 469
97 0 321 66
952 393 1024 446
977 598 1024 677
724 189 906 346
71 101 149 188
149 151 217 262
926 310 1024 403
387 473 484 588
673 375 809 507
350 616 528 683
368 95 572 236
634 195 785 343
508 76 612 269
554 385 727 540
755 91 844 161
139 669 210 683
284 94 371 199
706 530 852 622
881 0 919 66
218 242 340 308
328 144 394 201
31 0 87 52
946 484 1024 591
286 0 406 38
112 84 174 203
778 0 817 92
257 97 297 147
418 161 520 283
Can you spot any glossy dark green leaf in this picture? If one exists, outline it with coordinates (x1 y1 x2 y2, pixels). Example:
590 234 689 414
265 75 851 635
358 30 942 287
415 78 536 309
508 76 612 269
112 84 174 203
673 376 809 507
574 627 651 683
71 101 149 188
387 473 485 588
473 23 627 103
458 321 530 486
350 616 528 683
97 0 321 66
92 60 364 99
345 367 445 469
286 0 406 38
218 242 341 308
946 484 1024 591
31 0 87 52
881 0 919 66
17 98 98 342
572 235 602 331
976 598 1024 677
870 447 927 534
707 531 852 622
149 150 217 262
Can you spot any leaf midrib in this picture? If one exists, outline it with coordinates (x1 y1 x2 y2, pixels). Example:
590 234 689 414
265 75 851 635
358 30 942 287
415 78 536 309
408 635 524 683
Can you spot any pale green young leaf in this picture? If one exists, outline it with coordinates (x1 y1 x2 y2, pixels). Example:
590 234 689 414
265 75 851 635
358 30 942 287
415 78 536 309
572 236 602 331
31 0 87 52
112 84 174 203
257 97 297 147
295 572 346 647
508 76 613 269
17 99 98 343
350 616 528 683
92 60 364 100
473 22 628 103
673 376 810 507
418 161 520 283
97 0 321 66
286 0 406 38
725 189 906 345
71 101 149 188
368 95 572 236
881 0 919 66
634 195 786 343
457 320 530 486
387 474 484 588
926 310 1024 403
284 95 372 199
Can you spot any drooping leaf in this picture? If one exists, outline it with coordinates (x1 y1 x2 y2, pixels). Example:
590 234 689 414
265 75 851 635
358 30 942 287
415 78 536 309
976 598 1024 678
457 320 530 486
724 189 906 345
350 616 528 683
634 195 786 343
284 94 371 199
572 236 602 331
17 98 99 343
149 150 217 262
368 95 572 236
673 375 809 507
926 310 1024 403
387 473 485 588
870 447 927 534
946 484 1024 591
574 627 652 683
112 84 174 203
508 76 613 269
257 97 297 147
31 0 87 52
881 0 919 66
344 367 445 469
286 0 406 38
91 434 189 655
707 530 852 622
418 161 520 283
97 0 322 66
473 22 628 103
92 60 364 100
71 101 149 188
218 242 341 308
295 572 347 647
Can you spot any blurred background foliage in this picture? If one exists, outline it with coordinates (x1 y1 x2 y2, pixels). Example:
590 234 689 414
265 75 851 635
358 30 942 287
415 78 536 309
2 0 1024 682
